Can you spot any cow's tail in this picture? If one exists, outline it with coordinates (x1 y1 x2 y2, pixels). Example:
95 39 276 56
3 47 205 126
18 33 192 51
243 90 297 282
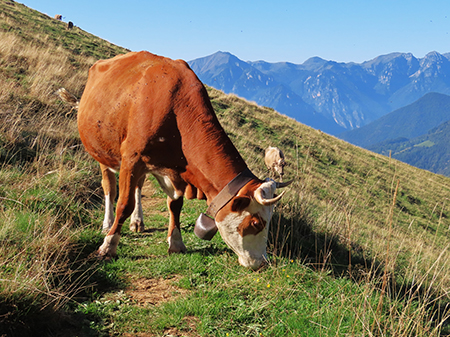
56 88 79 115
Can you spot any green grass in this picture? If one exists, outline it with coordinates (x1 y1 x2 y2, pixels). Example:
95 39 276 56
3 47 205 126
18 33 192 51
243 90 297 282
414 140 435 148
69 183 448 336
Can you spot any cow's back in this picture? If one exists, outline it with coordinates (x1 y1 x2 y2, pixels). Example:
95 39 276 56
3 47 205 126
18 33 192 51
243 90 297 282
77 51 205 171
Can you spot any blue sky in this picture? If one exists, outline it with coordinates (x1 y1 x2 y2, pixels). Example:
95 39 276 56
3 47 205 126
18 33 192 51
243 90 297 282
21 0 450 64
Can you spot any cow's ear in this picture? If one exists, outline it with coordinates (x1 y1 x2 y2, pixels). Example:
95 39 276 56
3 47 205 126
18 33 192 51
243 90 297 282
230 196 251 213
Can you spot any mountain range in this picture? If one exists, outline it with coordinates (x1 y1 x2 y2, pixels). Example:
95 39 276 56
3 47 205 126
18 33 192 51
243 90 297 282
339 92 450 147
339 92 450 175
188 51 450 135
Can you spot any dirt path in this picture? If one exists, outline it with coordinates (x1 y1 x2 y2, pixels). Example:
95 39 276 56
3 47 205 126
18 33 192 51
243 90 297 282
122 179 198 336
140 179 167 216
126 275 188 306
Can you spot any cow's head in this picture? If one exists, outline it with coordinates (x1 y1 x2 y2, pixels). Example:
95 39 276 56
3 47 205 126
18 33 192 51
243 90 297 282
275 158 286 177
215 178 290 269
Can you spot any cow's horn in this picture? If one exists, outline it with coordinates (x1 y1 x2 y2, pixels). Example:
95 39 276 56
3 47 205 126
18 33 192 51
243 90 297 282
276 179 294 188
254 189 286 206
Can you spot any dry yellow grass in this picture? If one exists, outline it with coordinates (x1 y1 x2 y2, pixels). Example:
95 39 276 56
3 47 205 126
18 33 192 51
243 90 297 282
0 31 93 103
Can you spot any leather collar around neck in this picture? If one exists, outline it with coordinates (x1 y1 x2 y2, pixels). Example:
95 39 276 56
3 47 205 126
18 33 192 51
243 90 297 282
194 167 257 240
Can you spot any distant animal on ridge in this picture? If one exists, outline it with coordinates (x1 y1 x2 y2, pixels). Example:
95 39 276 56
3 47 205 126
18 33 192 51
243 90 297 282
67 21 73 29
54 14 62 20
265 146 286 181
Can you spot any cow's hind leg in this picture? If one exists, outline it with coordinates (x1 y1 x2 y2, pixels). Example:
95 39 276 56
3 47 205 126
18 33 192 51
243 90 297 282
101 164 117 234
98 161 145 258
167 196 187 253
130 174 145 232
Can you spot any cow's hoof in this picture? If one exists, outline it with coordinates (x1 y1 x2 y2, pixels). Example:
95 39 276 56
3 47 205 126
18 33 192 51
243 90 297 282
130 220 145 233
98 233 120 258
168 248 187 254
168 242 187 254
96 251 117 262
168 236 187 254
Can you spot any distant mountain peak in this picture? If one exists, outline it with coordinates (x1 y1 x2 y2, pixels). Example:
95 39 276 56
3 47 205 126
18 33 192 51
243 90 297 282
419 51 448 69
424 50 443 58
206 51 238 63
302 56 328 69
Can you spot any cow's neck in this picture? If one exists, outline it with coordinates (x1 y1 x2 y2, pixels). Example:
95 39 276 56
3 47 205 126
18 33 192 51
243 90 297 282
188 145 248 203
179 118 248 203
174 85 253 203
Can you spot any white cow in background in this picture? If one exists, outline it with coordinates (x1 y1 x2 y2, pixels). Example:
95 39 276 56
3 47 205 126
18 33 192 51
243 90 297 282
265 146 286 181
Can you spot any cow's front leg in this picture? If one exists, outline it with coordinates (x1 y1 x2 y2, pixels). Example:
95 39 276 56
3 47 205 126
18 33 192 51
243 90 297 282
130 175 145 233
100 164 117 234
167 196 187 253
98 163 144 258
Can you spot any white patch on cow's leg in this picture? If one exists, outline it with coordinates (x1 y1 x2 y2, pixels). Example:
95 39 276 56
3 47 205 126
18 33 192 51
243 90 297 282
153 173 183 200
166 197 186 254
130 186 144 232
100 164 117 234
98 233 121 257
167 227 187 253
102 193 115 234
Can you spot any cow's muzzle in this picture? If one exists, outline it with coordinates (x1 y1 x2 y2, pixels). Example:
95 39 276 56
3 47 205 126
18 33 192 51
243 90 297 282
194 213 218 240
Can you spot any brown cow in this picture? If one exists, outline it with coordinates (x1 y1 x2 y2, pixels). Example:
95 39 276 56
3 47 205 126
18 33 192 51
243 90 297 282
72 51 291 269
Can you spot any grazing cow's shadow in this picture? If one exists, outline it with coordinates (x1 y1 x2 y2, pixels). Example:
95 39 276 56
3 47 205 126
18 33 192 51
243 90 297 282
182 222 234 256
142 227 166 234
189 244 234 257
268 206 450 332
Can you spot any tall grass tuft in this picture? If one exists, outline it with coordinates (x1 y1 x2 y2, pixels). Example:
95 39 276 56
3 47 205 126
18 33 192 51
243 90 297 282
0 4 114 333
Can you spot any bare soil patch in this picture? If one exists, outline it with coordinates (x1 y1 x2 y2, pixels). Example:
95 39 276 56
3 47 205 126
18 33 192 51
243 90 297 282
123 276 198 337
126 275 189 307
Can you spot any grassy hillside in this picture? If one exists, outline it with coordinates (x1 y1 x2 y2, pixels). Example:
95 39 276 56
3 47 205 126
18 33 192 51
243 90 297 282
1 1 450 336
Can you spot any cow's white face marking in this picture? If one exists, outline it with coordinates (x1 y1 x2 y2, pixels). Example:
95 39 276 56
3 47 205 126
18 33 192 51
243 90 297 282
216 210 270 269
216 180 278 269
